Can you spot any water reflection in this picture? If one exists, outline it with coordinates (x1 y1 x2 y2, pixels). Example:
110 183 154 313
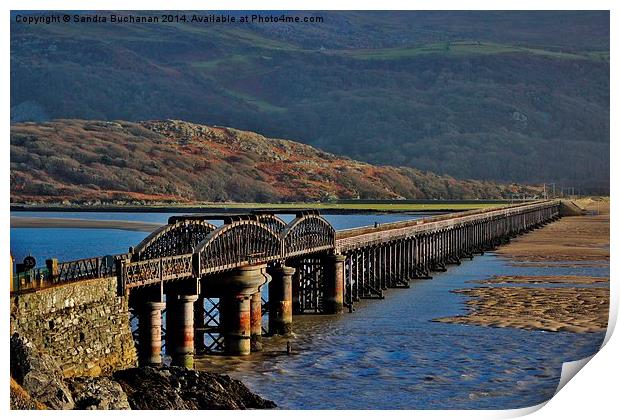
195 253 606 409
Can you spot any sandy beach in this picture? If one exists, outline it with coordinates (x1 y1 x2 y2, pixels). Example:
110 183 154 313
496 198 609 263
471 275 609 285
435 199 610 333
10 217 162 232
434 286 609 333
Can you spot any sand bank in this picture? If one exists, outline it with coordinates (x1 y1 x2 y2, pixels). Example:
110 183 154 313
434 286 609 333
495 200 609 263
435 199 610 333
472 275 609 285
11 217 162 232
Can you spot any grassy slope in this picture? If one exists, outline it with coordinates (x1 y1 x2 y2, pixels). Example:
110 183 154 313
10 119 538 205
10 11 610 192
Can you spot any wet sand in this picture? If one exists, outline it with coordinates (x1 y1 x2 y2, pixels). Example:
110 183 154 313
434 286 609 333
435 199 610 333
472 275 609 285
495 199 609 263
10 216 162 232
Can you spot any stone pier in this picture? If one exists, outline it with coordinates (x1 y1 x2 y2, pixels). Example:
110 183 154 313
209 265 268 356
323 254 345 314
166 294 199 368
138 301 165 366
267 265 295 335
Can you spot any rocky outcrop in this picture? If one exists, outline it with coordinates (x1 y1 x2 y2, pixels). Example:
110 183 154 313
10 334 75 409
10 378 47 410
66 376 131 410
113 366 277 410
11 119 539 205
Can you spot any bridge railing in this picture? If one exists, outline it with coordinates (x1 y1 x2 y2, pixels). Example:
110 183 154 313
121 253 194 289
12 254 123 293
335 200 560 252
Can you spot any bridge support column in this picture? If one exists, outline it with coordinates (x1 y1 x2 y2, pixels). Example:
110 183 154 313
221 295 252 355
267 266 295 335
167 294 199 368
212 265 267 356
324 254 345 314
138 301 165 367
250 292 263 352
194 297 206 353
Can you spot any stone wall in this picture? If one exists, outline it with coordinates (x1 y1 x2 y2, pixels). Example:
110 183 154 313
10 277 137 377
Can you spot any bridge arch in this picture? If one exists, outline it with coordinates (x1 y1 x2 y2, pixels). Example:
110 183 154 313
194 217 282 275
253 212 287 234
133 218 216 261
282 211 335 258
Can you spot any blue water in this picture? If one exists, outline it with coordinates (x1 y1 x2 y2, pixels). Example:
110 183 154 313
9 211 608 409
10 212 420 265
197 253 606 409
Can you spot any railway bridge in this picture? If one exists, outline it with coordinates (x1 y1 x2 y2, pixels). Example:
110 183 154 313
19 200 562 368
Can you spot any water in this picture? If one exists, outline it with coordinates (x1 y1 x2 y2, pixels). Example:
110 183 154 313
10 211 421 265
9 211 607 409
196 254 606 409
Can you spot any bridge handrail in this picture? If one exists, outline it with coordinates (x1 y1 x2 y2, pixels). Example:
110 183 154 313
13 199 561 293
336 200 558 239
335 200 560 251
12 254 124 293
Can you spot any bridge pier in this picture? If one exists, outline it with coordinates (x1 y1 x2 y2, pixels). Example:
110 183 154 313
220 295 251 355
250 292 263 351
211 265 267 356
324 254 345 314
137 301 165 366
166 294 199 368
267 265 295 335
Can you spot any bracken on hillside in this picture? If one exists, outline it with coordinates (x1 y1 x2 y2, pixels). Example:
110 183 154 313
10 119 536 204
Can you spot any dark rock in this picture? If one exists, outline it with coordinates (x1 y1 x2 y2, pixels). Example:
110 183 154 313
10 377 46 410
66 376 131 410
10 333 75 410
113 366 277 410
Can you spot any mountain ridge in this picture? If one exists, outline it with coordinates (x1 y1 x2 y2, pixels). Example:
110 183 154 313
10 11 610 193
10 119 537 205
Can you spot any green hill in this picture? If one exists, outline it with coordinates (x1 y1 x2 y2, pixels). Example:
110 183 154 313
10 119 537 204
10 11 609 193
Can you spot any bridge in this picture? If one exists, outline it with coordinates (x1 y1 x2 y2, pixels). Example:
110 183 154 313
13 200 561 368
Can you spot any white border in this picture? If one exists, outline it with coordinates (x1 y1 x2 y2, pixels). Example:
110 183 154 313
2 2 616 419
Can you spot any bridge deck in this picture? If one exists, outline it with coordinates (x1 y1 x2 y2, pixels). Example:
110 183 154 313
12 200 561 293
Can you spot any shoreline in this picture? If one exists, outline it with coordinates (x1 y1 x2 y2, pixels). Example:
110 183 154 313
434 199 610 333
10 217 163 232
9 201 514 215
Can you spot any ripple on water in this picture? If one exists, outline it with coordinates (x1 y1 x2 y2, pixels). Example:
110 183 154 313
195 253 605 409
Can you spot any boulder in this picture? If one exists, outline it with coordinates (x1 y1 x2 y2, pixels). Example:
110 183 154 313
66 376 131 410
10 333 75 410
113 366 277 410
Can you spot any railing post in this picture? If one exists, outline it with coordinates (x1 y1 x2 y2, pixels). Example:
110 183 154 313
46 258 59 283
115 257 126 297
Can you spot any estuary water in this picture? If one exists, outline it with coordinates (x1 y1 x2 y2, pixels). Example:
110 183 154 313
9 211 607 410
10 211 420 266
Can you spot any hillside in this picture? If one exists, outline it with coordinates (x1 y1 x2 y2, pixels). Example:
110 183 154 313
10 11 609 193
10 120 536 204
